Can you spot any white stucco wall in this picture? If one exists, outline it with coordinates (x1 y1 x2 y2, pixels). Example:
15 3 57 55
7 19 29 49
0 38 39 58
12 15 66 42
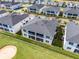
44 37 53 45
42 10 59 16
12 16 30 34
22 29 54 45
63 41 78 52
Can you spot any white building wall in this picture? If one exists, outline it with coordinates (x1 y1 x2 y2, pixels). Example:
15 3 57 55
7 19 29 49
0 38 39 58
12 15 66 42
63 12 79 18
22 29 53 45
56 12 60 16
21 29 29 38
63 25 67 46
12 16 30 34
63 41 78 52
42 10 59 16
76 14 79 19
39 6 46 13
44 37 53 45
12 22 22 34
63 13 67 17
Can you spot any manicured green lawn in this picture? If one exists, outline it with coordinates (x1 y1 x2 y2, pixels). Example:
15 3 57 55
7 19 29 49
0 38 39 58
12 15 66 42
0 34 73 59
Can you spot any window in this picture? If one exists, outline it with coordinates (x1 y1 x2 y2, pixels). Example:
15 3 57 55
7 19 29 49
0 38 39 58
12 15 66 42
46 36 50 39
3 24 8 27
30 8 36 10
28 31 35 35
36 33 44 38
4 28 9 31
26 21 28 23
76 44 79 48
11 30 13 32
0 23 2 26
23 23 25 25
46 40 49 43
68 13 72 16
51 11 54 13
24 34 27 36
69 42 73 45
73 14 78 16
67 47 71 50
36 38 43 42
47 11 50 13
74 49 79 54
23 29 26 32
9 26 12 28
29 35 35 40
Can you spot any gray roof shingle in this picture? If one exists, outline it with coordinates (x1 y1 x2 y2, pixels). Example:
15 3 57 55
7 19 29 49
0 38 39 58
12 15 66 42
66 22 79 44
0 13 28 26
28 4 44 10
23 17 57 38
64 8 79 14
0 1 20 7
42 6 60 12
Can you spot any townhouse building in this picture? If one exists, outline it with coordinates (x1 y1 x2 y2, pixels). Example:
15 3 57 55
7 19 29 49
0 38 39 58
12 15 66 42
0 13 29 34
63 7 79 19
0 1 21 10
63 22 79 54
40 6 60 16
27 4 44 13
22 17 57 45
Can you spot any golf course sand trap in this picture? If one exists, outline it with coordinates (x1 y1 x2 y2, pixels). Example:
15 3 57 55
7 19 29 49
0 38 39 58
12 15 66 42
0 45 17 59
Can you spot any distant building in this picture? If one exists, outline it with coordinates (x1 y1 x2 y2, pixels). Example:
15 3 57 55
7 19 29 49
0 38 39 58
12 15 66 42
22 17 57 45
0 13 29 33
3 0 36 3
0 2 21 10
40 6 60 16
63 22 79 54
3 0 51 4
63 7 79 19
15 0 36 3
35 0 46 4
66 2 75 8
27 4 44 13
35 0 53 5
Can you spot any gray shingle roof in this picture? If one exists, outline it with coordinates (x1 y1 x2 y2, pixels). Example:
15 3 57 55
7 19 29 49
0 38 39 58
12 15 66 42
42 6 60 12
28 4 44 10
64 8 79 15
0 2 20 7
66 22 79 44
0 10 7 14
23 17 57 38
0 13 28 26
